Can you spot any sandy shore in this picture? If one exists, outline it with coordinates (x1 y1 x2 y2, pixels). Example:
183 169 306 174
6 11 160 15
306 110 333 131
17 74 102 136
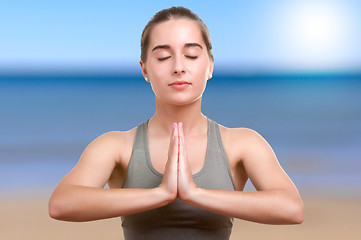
1 191 360 240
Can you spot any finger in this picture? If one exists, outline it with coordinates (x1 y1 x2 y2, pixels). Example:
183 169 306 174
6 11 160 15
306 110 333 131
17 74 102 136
179 135 186 162
177 122 195 201
173 122 178 153
172 122 178 136
178 122 183 138
173 129 179 160
165 123 178 178
168 122 178 158
161 123 179 200
172 122 178 141
178 122 185 158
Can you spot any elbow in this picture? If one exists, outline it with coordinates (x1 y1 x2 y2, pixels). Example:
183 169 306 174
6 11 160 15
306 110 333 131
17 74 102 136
294 203 304 224
287 200 304 224
48 197 63 220
48 195 70 221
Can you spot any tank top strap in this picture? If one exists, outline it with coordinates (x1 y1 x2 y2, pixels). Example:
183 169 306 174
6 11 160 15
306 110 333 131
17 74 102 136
207 118 221 150
132 121 147 150
203 118 237 191
122 120 163 189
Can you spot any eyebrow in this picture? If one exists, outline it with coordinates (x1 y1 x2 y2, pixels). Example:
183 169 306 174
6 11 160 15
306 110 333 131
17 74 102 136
152 43 203 52
184 43 203 49
152 44 170 52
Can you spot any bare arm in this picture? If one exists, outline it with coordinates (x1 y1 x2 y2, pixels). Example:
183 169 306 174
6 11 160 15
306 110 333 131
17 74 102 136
48 129 178 222
177 127 304 224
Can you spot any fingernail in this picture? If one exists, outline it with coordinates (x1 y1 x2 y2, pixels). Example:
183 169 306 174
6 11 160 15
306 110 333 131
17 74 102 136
173 122 176 131
179 122 183 132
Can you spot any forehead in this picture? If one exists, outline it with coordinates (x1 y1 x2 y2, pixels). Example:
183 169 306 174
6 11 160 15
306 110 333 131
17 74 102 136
149 18 204 48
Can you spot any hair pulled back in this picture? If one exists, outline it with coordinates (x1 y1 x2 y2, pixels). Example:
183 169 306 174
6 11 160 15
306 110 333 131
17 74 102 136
140 6 213 62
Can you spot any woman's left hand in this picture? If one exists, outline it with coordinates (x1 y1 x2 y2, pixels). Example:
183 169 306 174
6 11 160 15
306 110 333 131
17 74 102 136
176 122 198 201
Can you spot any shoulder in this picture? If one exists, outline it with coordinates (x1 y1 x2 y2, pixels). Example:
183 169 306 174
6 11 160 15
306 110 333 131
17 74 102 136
218 123 265 146
218 123 273 162
58 126 139 188
94 128 137 147
83 126 138 165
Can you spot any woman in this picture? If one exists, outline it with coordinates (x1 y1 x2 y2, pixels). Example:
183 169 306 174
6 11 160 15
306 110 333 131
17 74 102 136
49 6 304 239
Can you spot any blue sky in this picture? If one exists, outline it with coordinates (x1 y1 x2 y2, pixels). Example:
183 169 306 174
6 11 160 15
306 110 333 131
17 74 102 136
1 0 360 73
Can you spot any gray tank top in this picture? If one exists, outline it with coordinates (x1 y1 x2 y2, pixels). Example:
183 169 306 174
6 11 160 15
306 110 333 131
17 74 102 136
121 118 236 240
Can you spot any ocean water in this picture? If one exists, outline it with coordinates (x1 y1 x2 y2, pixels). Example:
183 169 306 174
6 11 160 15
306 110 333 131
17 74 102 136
1 73 361 196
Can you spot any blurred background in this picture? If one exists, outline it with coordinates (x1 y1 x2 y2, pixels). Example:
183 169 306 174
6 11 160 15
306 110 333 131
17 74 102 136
0 0 360 239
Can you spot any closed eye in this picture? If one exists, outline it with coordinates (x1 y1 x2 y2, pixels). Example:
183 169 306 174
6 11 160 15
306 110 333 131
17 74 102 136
186 55 198 59
158 56 171 61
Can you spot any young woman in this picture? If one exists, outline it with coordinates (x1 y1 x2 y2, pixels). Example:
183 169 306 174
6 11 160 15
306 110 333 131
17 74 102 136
49 6 304 239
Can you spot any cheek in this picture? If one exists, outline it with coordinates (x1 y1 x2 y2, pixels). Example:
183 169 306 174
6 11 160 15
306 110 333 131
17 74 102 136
193 59 210 78
147 61 166 80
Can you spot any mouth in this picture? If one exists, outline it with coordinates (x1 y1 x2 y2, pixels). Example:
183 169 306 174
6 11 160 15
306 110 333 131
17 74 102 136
169 80 191 85
168 81 191 90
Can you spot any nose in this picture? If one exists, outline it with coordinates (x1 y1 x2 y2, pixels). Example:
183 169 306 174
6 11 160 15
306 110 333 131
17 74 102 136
173 55 185 75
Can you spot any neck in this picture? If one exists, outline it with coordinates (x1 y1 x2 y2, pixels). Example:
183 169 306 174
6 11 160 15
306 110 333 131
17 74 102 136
149 98 207 136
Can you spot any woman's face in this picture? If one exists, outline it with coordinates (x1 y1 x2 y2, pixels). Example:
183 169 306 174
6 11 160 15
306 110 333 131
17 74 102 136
140 18 214 106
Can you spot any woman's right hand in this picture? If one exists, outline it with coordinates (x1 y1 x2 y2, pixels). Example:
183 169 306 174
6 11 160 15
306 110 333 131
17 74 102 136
158 122 179 202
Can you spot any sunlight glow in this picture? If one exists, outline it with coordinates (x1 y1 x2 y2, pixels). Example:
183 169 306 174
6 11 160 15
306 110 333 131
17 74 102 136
291 3 343 49
278 0 354 69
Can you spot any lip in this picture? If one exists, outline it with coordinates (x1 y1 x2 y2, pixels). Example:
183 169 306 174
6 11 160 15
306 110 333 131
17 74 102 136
168 81 191 90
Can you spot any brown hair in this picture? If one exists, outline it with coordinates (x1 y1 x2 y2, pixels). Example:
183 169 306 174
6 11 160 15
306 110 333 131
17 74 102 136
140 6 213 62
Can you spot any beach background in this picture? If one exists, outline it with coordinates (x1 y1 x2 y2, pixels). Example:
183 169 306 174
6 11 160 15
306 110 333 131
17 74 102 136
1 0 361 239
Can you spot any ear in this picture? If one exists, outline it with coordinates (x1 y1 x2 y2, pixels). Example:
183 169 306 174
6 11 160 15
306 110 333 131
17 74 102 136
208 59 214 80
140 60 149 82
